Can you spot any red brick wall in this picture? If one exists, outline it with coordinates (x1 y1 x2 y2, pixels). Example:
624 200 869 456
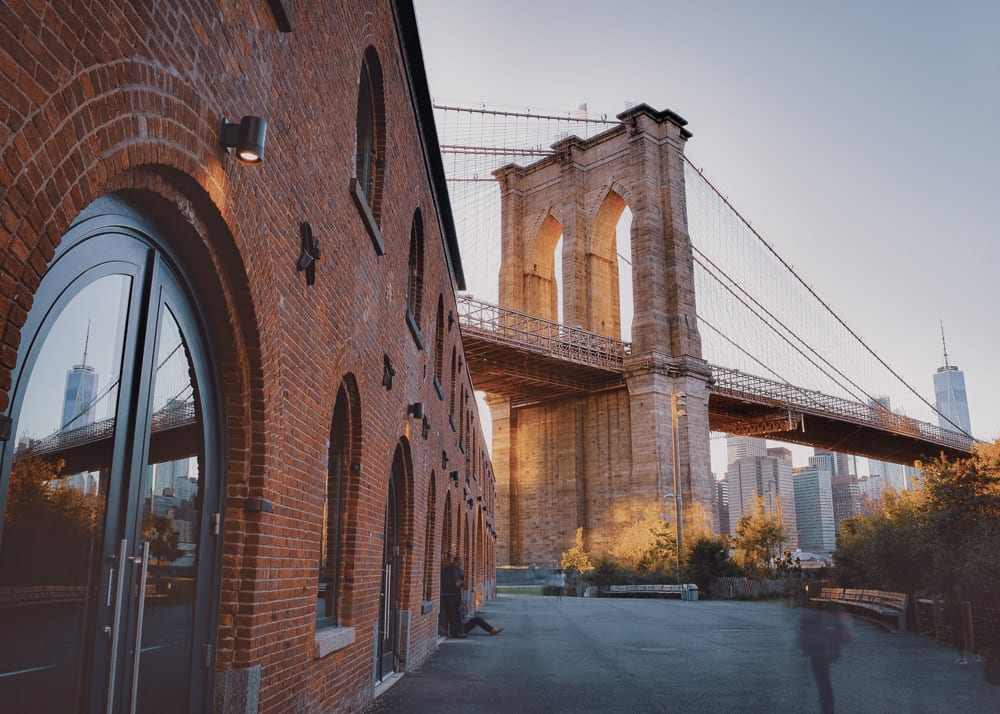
0 1 496 711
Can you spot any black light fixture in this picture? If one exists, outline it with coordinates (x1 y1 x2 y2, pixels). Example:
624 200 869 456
407 402 425 419
296 221 321 286
382 354 395 390
449 470 460 482
220 116 268 164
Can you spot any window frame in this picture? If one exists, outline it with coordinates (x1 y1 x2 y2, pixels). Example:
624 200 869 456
405 210 425 348
351 46 386 255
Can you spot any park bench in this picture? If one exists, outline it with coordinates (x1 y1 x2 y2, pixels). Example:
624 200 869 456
811 586 908 630
603 584 686 598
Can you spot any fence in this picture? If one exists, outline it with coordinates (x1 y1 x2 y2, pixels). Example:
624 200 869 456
913 597 999 655
708 577 788 600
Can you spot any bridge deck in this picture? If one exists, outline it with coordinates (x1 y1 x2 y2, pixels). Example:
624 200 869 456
458 297 975 463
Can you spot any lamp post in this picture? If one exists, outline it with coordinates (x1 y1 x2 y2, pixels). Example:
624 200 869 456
671 392 686 587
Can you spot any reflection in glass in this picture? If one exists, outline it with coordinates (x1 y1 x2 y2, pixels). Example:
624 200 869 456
135 305 202 714
0 275 131 711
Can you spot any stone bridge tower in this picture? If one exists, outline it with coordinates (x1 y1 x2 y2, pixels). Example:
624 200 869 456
488 105 714 565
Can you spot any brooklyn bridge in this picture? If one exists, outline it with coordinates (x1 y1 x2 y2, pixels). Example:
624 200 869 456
435 102 976 564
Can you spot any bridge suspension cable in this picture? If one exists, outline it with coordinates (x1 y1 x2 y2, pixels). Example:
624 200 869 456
684 158 973 440
434 100 974 443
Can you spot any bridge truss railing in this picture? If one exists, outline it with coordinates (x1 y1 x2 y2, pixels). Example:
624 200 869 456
456 297 974 454
25 400 197 459
457 295 630 371
710 367 975 452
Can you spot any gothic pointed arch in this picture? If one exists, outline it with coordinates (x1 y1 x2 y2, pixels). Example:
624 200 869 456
587 189 629 338
523 213 564 321
352 46 387 253
422 472 437 602
319 374 363 628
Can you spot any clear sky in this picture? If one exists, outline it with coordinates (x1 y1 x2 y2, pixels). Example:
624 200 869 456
414 0 1000 473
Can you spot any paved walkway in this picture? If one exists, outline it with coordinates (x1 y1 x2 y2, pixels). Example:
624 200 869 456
367 594 997 713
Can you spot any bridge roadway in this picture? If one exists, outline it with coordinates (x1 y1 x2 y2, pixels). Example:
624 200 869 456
366 595 996 713
458 297 974 464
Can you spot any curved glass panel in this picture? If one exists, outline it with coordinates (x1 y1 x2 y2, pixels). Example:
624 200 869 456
0 274 132 710
135 304 203 714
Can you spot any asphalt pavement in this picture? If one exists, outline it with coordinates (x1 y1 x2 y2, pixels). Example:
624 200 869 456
365 594 997 713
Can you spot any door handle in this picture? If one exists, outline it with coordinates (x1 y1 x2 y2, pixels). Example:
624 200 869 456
383 564 392 639
129 541 151 714
106 539 128 714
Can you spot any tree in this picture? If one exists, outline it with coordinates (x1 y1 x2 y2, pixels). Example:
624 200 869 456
832 440 1000 597
604 519 678 574
733 496 786 577
833 489 930 592
0 452 103 586
917 440 1000 596
561 527 593 573
142 513 184 565
638 519 678 573
683 535 740 589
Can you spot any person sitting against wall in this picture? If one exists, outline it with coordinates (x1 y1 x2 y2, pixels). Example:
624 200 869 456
453 556 503 635
440 552 465 638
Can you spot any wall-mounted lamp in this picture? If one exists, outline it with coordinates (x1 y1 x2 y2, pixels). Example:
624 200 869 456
441 451 449 469
476 495 483 503
449 470 460 482
220 116 268 164
407 402 425 419
467 498 474 509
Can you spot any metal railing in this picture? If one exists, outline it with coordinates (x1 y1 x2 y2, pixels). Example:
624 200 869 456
457 295 630 372
710 367 975 452
26 400 197 458
458 297 975 453
457 297 975 454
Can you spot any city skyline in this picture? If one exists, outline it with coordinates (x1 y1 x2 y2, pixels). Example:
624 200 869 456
415 0 999 476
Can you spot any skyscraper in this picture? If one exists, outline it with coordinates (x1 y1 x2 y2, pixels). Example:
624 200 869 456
867 396 909 492
933 324 972 436
727 435 767 464
831 474 862 536
813 448 857 477
793 460 836 553
61 325 99 431
726 450 797 548
715 478 730 537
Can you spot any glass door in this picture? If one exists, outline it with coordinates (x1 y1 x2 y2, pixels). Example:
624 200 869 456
0 269 134 712
376 461 400 682
129 295 209 714
0 218 220 713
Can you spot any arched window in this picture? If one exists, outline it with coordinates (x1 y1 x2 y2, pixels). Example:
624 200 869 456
458 384 465 450
422 473 436 602
0 199 224 711
433 296 445 398
448 347 457 430
318 376 361 628
352 46 386 254
405 209 424 345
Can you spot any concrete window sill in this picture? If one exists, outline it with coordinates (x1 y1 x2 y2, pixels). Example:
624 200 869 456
350 178 384 255
314 625 355 659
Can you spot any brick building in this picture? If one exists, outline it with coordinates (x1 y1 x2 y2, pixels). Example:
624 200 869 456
0 2 495 712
